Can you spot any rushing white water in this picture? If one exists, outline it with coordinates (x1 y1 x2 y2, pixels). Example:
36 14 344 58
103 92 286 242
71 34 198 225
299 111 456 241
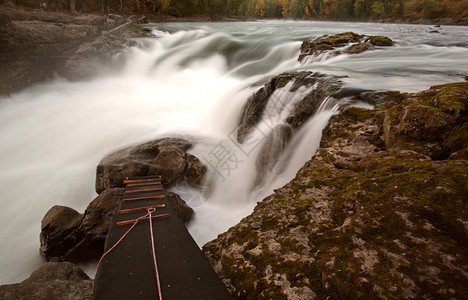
0 20 467 284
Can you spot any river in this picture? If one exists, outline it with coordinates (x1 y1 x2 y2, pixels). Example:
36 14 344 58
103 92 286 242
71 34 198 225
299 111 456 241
0 20 467 284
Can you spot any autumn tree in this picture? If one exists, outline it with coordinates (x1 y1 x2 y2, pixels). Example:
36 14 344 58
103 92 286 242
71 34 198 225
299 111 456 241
334 0 355 19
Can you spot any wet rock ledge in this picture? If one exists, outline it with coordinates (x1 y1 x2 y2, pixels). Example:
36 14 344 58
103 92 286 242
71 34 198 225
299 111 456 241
203 82 468 299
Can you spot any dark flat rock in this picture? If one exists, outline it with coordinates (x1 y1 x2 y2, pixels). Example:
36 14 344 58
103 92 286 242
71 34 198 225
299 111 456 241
93 176 232 300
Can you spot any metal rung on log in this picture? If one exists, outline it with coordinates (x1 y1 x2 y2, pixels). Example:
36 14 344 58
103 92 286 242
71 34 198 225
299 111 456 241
120 204 166 214
117 213 170 226
124 178 161 184
127 182 162 188
125 188 163 194
123 195 166 202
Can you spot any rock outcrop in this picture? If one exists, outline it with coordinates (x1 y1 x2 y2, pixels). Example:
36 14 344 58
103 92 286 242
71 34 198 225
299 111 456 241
0 262 93 300
298 32 393 62
0 7 104 95
63 21 153 80
203 82 468 299
96 137 207 193
0 6 152 95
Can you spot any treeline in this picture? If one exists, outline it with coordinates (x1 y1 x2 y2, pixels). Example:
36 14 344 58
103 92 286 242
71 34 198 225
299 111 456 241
13 0 468 21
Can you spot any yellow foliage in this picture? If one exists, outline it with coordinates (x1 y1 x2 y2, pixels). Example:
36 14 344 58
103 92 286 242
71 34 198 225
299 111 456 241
255 0 266 16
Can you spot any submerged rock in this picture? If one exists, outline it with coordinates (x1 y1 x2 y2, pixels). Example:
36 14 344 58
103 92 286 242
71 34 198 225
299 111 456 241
203 82 468 299
299 31 362 62
0 262 92 300
63 23 153 80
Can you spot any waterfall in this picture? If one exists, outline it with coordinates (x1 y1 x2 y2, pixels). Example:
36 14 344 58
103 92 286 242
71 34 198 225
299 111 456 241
1 20 467 284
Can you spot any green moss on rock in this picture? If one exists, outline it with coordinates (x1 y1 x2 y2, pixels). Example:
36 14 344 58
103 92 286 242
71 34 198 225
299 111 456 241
367 36 393 46
203 82 468 299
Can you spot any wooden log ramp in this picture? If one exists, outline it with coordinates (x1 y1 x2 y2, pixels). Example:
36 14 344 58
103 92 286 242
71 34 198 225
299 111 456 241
93 175 232 300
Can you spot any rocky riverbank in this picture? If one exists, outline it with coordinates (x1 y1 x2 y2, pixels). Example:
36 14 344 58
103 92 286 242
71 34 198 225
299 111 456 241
203 81 468 298
0 5 151 96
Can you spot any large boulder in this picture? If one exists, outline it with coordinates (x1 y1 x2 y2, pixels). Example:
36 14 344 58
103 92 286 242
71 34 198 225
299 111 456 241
40 206 83 261
62 188 123 262
0 262 92 300
96 137 207 193
367 35 394 46
149 140 190 186
40 188 123 262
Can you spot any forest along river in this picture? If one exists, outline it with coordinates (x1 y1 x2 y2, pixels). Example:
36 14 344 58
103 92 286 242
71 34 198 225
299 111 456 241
0 21 467 284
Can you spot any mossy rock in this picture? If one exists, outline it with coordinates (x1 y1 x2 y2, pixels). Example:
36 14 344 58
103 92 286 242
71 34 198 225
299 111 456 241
367 35 393 46
415 82 468 112
204 81 468 299
300 32 393 62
